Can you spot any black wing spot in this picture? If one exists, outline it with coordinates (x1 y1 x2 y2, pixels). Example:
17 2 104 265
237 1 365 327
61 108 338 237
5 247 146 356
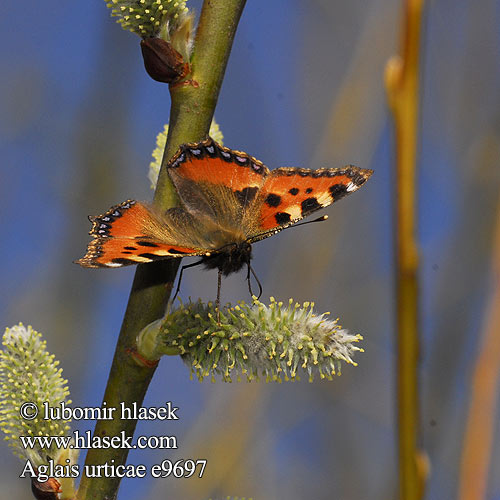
329 184 348 200
265 193 282 207
168 248 189 254
124 246 137 251
275 212 291 225
137 241 159 247
289 188 299 195
306 187 313 194
138 252 164 260
235 186 258 206
122 251 133 254
301 197 321 214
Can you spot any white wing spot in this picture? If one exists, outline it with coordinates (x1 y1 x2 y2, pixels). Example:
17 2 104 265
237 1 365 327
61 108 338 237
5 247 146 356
128 255 153 263
151 249 174 256
288 206 302 219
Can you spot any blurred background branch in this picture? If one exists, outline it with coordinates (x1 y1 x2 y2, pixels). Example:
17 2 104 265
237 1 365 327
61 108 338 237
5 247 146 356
458 198 500 500
385 0 427 498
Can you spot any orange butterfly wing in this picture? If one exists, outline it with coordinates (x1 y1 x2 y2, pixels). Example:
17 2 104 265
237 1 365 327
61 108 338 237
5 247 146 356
167 138 269 192
165 138 270 238
249 166 373 239
166 140 372 241
75 200 208 268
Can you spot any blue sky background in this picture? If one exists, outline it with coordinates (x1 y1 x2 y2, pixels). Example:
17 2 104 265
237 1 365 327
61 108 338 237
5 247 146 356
1 1 500 499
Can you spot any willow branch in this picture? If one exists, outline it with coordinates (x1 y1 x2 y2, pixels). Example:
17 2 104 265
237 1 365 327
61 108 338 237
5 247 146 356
458 198 500 500
385 1 427 499
76 1 247 499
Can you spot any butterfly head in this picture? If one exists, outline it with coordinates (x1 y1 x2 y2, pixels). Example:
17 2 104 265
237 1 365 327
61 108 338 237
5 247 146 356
202 241 252 276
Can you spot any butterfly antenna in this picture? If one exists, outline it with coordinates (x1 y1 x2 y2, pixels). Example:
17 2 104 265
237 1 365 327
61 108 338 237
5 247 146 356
172 259 204 304
291 214 328 229
216 269 222 324
247 263 263 300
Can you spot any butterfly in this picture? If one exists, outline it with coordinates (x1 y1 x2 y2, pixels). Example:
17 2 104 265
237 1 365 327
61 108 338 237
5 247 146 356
76 137 372 301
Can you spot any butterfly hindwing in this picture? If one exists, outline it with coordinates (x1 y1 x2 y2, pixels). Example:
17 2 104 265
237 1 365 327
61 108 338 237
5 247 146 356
252 165 373 237
75 200 208 268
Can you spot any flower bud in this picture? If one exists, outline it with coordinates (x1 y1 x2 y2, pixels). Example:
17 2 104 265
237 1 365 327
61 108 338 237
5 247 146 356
31 477 61 500
140 37 189 84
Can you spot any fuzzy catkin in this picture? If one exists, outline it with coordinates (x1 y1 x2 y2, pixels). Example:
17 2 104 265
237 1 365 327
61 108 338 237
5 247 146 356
138 298 363 382
0 324 71 465
105 0 189 37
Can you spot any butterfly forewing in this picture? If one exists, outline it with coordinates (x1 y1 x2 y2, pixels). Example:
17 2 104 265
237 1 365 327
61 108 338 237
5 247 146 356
167 138 270 191
167 138 270 238
250 165 373 238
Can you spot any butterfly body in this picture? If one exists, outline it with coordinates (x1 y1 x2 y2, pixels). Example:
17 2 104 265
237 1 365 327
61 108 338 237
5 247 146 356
200 241 252 275
76 138 373 275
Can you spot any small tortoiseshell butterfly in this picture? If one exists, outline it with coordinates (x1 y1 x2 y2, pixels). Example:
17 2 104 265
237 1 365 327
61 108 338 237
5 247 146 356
76 138 372 292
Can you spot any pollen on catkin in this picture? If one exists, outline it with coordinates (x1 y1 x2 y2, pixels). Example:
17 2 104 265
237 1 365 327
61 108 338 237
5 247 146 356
148 120 224 189
137 298 363 382
0 324 71 466
104 0 189 38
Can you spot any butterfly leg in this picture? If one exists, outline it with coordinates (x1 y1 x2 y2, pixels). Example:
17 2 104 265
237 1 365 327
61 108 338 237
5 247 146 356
246 263 254 297
172 259 204 303
216 269 222 324
247 263 263 300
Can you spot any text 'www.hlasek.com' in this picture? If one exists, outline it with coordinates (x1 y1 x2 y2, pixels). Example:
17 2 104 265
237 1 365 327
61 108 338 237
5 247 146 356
18 401 207 481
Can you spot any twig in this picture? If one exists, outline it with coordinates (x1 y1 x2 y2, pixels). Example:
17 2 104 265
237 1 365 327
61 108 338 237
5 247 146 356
458 198 500 500
385 0 427 499
75 1 247 499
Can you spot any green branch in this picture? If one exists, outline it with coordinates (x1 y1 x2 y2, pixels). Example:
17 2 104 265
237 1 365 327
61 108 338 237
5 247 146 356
76 1 247 499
